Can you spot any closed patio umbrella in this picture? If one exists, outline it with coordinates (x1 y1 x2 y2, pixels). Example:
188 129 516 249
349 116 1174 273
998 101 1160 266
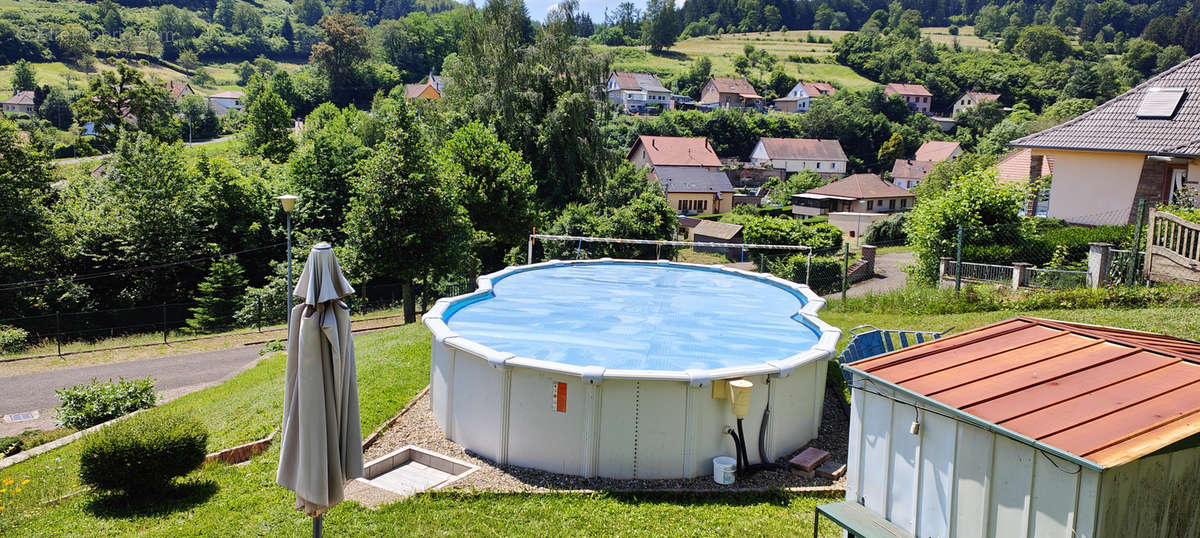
277 242 363 534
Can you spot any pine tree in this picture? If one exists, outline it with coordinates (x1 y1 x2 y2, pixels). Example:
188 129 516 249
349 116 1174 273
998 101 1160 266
187 256 248 332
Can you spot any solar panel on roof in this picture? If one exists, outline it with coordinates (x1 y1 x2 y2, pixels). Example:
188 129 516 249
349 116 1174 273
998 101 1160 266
1136 87 1187 119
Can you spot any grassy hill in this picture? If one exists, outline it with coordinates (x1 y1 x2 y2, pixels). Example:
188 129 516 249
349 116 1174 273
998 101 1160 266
0 59 305 102
598 26 992 91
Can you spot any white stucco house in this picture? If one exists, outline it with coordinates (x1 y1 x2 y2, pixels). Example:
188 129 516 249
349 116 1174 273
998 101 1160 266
606 71 671 111
748 137 847 178
773 81 836 113
822 317 1200 538
1011 53 1200 225
953 90 1000 115
206 90 245 116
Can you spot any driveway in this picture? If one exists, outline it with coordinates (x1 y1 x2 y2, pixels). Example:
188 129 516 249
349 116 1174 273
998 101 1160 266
837 249 915 298
0 345 261 436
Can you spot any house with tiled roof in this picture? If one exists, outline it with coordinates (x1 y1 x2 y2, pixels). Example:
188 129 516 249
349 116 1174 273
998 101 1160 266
166 81 195 102
774 81 836 113
699 76 762 109
606 71 671 111
1011 53 1200 225
791 173 914 219
890 159 934 189
649 166 735 215
914 140 962 162
884 83 933 115
206 90 245 115
627 135 722 169
748 137 847 178
2 91 35 115
952 90 1000 115
403 80 441 100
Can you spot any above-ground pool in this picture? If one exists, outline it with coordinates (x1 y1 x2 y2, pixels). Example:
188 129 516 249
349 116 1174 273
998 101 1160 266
423 259 840 479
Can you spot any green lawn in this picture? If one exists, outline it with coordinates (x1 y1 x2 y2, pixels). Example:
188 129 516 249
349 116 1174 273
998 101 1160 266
3 292 1197 535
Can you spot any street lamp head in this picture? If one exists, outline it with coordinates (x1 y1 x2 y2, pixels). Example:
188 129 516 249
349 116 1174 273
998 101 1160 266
277 194 299 213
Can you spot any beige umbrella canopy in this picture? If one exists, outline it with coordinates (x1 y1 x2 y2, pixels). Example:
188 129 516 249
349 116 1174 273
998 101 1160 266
276 243 363 520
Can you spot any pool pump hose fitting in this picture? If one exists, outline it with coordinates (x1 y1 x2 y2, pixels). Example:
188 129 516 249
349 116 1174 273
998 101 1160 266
728 379 753 419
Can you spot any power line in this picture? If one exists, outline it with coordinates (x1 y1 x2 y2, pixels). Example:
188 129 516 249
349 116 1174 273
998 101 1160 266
0 242 286 292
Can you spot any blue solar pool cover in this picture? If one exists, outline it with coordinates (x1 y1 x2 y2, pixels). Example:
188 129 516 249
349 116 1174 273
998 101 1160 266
445 263 822 371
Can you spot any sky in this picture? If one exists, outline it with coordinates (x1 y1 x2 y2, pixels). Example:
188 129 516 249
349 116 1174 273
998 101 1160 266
527 0 659 25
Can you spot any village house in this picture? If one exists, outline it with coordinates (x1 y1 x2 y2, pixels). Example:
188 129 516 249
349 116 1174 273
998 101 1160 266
605 71 671 111
166 81 195 102
773 81 836 113
698 76 762 110
890 159 934 189
884 82 933 115
952 90 1000 115
915 140 962 162
748 137 847 178
627 135 722 170
650 166 735 216
791 173 915 238
627 135 730 216
995 148 1056 216
826 317 1200 538
207 90 245 115
1012 55 1200 225
2 91 35 116
403 80 441 100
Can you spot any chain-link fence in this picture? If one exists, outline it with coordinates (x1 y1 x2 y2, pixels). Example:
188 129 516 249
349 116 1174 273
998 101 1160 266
0 278 470 359
527 234 865 298
938 201 1152 291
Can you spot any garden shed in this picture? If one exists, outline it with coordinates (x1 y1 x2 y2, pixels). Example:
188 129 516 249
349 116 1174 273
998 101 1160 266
822 317 1200 538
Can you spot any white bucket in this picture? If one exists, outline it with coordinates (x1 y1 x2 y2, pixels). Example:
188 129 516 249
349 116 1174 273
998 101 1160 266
713 456 736 484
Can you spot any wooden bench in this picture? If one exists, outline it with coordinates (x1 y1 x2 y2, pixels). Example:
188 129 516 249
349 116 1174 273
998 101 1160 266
813 501 915 538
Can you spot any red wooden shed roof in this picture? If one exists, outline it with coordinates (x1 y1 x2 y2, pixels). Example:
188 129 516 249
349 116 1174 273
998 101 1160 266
846 317 1200 468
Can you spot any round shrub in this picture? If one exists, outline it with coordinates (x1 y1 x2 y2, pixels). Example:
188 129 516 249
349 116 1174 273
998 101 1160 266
0 324 29 354
863 212 908 245
55 377 157 430
80 413 208 494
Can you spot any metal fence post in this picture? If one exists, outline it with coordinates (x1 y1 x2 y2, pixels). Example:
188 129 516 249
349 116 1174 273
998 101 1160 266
56 311 62 357
256 297 262 332
528 235 534 264
162 301 168 344
1128 199 1146 286
841 242 849 305
955 225 964 292
806 249 812 286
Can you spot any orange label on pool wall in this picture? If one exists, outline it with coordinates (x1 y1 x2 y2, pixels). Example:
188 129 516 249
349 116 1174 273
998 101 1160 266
554 382 567 413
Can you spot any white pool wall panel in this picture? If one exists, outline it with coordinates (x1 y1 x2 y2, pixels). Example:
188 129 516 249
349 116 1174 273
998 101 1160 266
424 259 840 479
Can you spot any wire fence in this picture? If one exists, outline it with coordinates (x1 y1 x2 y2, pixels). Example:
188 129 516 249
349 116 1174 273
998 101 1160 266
0 279 470 359
940 201 1154 291
528 234 869 298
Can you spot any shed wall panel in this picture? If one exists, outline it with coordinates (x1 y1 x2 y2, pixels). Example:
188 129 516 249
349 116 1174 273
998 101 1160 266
917 412 956 538
1029 452 1079 537
845 380 865 502
988 436 1034 538
1098 447 1200 538
1074 468 1100 538
861 391 894 513
887 404 920 532
952 423 994 538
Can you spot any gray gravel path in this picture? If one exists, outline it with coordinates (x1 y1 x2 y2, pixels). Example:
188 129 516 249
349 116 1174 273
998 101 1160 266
0 346 260 436
832 249 915 299
364 386 849 493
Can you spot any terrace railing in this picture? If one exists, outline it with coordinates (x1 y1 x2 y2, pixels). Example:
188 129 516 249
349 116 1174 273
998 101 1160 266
1027 267 1088 289
1144 209 1200 285
943 260 1015 285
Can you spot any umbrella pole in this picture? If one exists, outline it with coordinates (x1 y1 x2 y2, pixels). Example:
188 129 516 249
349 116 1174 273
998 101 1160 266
313 514 323 538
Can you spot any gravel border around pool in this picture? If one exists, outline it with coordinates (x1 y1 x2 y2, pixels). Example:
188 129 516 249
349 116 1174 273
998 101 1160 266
363 383 850 493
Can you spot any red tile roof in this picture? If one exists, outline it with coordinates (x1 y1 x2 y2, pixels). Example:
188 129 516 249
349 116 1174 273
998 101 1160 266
890 159 934 180
3 90 34 106
914 140 961 162
805 173 913 200
166 81 193 99
708 77 762 99
994 148 1054 183
800 82 836 97
884 83 932 97
756 137 846 161
848 317 1200 468
628 136 722 167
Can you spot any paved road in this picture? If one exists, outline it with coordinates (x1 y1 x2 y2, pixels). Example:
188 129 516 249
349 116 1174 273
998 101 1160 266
835 249 916 298
0 345 261 436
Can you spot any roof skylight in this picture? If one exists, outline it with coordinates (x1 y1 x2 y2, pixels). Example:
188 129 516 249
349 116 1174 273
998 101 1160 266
1136 87 1186 119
